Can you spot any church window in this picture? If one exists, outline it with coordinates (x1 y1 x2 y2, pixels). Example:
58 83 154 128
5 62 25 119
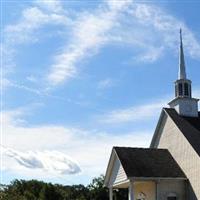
178 83 183 96
175 84 178 97
167 197 177 200
167 193 177 200
184 83 189 96
188 84 191 97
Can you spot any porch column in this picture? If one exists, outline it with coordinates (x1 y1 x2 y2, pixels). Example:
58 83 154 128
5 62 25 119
129 181 134 200
156 181 158 200
156 179 160 200
109 187 113 200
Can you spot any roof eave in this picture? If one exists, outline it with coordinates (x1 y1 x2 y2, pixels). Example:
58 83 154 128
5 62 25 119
168 97 199 105
103 148 115 187
104 147 128 187
150 108 167 148
129 177 187 181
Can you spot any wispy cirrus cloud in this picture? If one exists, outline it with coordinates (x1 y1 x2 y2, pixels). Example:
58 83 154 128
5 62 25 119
34 0 63 13
47 0 131 85
3 0 69 78
47 1 200 86
3 78 43 95
98 86 200 124
5 6 68 44
132 46 164 63
130 3 200 59
3 79 65 101
98 99 169 124
3 0 200 88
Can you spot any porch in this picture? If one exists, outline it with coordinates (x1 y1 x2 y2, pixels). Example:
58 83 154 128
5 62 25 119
104 147 187 200
109 178 186 200
109 179 155 200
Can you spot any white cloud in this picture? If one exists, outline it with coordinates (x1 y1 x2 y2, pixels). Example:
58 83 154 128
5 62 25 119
99 87 200 124
34 0 63 13
99 99 169 124
47 0 132 85
1 107 152 181
3 0 200 88
133 46 164 63
3 79 65 101
5 6 69 44
129 3 200 59
4 79 43 95
106 0 132 11
2 146 81 175
47 51 78 85
2 0 70 82
47 1 200 86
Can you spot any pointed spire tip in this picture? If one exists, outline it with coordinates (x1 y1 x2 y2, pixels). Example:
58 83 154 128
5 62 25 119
180 28 183 44
178 28 187 79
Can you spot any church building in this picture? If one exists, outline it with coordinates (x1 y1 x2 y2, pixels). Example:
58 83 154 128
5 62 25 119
104 30 200 200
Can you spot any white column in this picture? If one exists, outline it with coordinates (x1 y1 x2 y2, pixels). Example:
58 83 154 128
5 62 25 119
129 181 134 200
156 181 158 200
109 187 113 200
156 179 160 200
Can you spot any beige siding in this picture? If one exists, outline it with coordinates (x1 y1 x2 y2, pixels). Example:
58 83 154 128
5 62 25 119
109 157 127 186
156 115 200 200
133 180 185 200
134 181 156 200
157 180 186 200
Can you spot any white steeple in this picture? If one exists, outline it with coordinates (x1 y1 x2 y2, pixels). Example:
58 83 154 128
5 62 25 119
168 29 199 117
179 29 187 79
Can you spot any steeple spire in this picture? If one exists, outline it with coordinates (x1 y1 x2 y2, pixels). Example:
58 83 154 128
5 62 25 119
168 29 199 117
179 29 187 79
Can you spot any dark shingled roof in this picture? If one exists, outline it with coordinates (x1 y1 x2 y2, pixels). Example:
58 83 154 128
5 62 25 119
164 108 200 156
114 147 186 178
183 113 200 132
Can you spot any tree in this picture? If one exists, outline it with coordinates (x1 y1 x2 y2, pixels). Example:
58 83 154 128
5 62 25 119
39 183 62 200
0 175 127 200
88 175 109 200
88 175 127 200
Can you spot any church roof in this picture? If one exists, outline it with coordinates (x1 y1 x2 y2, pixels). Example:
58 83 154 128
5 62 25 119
184 113 200 132
164 108 200 156
114 147 186 179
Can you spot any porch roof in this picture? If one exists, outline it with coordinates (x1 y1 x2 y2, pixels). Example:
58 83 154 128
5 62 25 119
114 147 186 179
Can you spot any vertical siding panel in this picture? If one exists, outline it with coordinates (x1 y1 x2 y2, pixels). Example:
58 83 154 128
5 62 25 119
157 116 200 200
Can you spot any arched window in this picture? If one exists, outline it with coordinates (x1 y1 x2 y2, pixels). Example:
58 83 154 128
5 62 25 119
178 83 183 96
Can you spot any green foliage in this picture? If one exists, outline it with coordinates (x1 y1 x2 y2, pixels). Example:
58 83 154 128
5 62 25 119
88 175 109 200
0 175 127 200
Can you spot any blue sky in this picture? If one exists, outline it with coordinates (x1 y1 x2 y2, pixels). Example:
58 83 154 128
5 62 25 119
1 0 200 185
